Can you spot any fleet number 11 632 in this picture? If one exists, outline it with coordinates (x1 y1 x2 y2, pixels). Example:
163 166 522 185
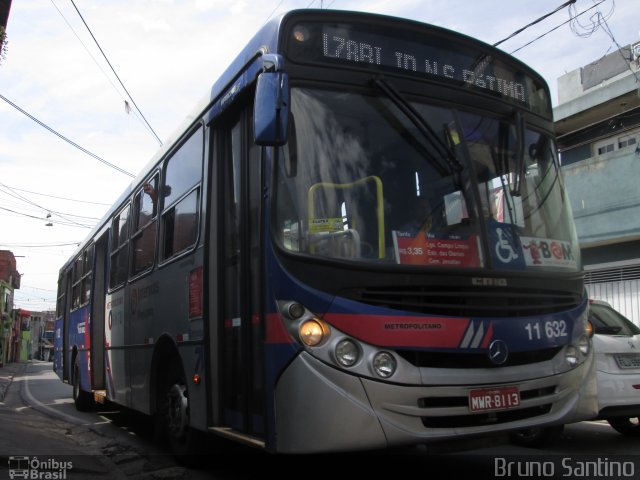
524 320 568 341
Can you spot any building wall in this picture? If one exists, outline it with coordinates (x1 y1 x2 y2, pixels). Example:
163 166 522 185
0 280 12 366
563 145 640 247
584 261 640 326
556 41 640 325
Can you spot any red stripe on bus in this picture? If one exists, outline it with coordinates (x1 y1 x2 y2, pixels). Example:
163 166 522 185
266 313 293 344
323 313 470 348
481 322 494 349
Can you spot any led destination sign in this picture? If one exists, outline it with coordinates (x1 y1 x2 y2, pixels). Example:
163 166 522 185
287 21 550 114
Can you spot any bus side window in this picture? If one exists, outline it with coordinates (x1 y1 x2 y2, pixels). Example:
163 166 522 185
109 204 130 288
56 273 65 318
131 174 159 275
81 246 93 305
71 255 83 309
161 126 203 261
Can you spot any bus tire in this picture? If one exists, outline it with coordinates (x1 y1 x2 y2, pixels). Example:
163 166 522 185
607 417 640 436
72 357 94 411
509 425 564 448
157 361 203 461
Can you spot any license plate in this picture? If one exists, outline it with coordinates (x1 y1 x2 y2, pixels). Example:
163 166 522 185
469 386 520 412
614 354 640 369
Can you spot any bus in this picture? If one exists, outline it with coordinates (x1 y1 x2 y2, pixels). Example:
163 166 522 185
54 9 597 454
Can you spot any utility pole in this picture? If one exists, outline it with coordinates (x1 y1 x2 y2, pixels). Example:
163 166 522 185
0 0 11 27
0 0 12 64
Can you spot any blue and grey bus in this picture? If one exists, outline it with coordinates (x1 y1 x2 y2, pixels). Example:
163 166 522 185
54 9 597 454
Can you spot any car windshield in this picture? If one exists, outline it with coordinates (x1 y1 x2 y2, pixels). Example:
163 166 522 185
274 86 580 272
589 303 640 336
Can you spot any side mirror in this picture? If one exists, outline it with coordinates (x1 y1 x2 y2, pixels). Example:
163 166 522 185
254 71 290 146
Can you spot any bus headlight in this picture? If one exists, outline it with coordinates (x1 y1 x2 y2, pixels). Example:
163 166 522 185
299 319 327 346
373 351 397 378
578 335 590 356
335 339 360 367
565 345 579 368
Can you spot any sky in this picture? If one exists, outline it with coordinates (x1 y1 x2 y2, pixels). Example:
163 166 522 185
0 0 637 312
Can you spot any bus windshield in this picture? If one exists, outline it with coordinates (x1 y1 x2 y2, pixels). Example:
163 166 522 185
275 86 580 272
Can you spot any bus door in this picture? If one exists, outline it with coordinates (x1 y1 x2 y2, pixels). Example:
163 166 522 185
217 109 265 437
62 270 72 382
54 270 71 382
91 232 108 390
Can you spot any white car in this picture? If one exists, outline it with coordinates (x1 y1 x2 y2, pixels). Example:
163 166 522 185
589 300 640 436
511 300 640 446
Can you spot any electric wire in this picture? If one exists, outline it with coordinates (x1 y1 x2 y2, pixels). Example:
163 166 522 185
262 0 286 26
1 184 111 206
69 0 163 146
0 242 80 248
493 0 576 47
0 182 100 225
0 93 135 178
569 0 615 38
509 0 607 54
49 0 152 133
0 206 94 228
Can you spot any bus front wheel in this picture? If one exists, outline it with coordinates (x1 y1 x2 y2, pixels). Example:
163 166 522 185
607 417 640 436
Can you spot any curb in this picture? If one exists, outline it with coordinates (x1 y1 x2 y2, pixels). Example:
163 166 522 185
0 362 28 402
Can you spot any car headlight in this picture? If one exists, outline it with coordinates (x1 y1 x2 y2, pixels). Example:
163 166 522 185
585 320 594 338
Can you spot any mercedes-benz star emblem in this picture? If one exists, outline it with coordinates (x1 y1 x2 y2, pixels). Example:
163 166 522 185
488 339 509 365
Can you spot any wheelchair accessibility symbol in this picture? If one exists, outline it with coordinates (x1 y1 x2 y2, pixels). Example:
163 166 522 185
495 228 519 263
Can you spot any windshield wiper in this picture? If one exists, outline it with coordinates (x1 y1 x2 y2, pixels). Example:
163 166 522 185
512 109 525 196
372 76 463 176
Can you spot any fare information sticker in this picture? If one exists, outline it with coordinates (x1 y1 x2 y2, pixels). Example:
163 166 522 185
393 231 481 267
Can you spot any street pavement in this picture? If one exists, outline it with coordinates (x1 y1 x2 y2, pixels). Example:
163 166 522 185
0 361 120 479
0 361 190 480
0 360 23 403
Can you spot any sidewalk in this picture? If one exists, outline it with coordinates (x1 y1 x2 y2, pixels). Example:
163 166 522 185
0 361 27 403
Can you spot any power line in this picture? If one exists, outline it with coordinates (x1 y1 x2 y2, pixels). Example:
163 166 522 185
70 0 163 146
0 182 100 226
493 0 576 47
0 189 102 221
590 8 640 83
1 184 110 206
0 93 135 178
262 0 286 26
49 0 155 138
0 242 80 248
568 0 614 38
20 286 58 292
0 206 93 228
509 0 607 54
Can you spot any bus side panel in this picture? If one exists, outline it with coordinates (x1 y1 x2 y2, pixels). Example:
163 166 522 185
105 289 128 405
179 344 208 431
91 233 108 390
127 251 208 427
128 276 155 415
128 275 160 415
68 305 91 391
53 318 64 381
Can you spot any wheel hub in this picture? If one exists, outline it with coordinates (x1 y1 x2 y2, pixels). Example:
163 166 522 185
167 383 189 439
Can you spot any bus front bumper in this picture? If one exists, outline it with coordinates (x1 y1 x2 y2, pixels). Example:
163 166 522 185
274 351 597 453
